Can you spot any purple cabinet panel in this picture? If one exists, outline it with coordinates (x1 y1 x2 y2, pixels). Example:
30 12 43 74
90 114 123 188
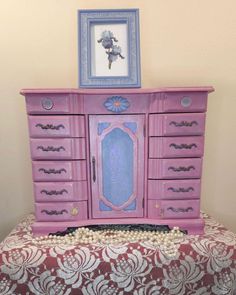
148 200 200 219
34 181 88 202
148 179 201 200
148 158 202 179
149 113 206 136
32 161 87 182
30 138 86 160
35 201 88 221
29 115 85 138
21 87 214 235
149 136 204 158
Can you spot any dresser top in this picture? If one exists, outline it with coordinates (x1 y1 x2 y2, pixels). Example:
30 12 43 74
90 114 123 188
20 86 214 95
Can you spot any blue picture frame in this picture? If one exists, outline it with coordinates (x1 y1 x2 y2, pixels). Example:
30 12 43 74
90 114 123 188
78 9 141 88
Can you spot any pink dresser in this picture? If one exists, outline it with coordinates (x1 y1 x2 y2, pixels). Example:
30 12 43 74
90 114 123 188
21 87 214 235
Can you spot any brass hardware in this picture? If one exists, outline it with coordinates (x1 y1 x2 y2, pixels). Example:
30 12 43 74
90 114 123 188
71 207 79 216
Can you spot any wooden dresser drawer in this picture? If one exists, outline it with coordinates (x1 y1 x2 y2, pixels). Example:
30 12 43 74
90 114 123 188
25 93 83 114
28 115 85 138
84 93 149 114
35 201 88 221
150 91 207 113
149 136 204 158
34 181 88 202
148 200 200 219
32 161 87 181
30 138 86 160
148 158 202 179
148 179 201 200
149 113 205 136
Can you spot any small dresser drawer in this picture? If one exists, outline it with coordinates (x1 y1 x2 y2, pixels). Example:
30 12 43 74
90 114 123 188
149 136 204 158
25 93 83 114
84 93 149 114
30 138 86 160
149 113 205 136
34 181 88 202
148 179 201 200
150 91 207 113
148 200 200 219
32 161 87 182
35 201 88 221
148 158 202 179
28 115 85 138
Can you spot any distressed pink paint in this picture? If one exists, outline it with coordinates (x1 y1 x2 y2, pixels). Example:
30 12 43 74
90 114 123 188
29 115 85 138
149 91 208 113
148 199 200 219
32 160 87 181
149 136 204 158
30 138 86 160
35 201 88 221
21 87 214 235
149 113 206 136
34 181 88 202
148 179 201 200
148 158 203 179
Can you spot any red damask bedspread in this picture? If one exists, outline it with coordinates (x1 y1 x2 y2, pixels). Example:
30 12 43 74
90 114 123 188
0 212 236 295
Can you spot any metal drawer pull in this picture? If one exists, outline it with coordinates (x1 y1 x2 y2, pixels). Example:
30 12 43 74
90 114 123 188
38 168 67 174
35 123 65 130
92 156 96 182
41 209 68 215
167 207 193 213
40 189 68 196
169 143 197 149
169 121 198 127
168 166 195 172
37 146 65 152
167 187 194 193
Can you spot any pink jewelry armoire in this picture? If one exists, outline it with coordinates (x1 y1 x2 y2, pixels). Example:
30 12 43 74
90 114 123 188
21 87 214 235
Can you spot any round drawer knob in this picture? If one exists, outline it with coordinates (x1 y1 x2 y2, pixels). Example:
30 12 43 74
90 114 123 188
181 96 192 108
42 98 54 110
71 207 79 216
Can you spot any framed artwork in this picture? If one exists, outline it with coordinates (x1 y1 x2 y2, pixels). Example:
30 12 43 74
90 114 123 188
78 9 141 88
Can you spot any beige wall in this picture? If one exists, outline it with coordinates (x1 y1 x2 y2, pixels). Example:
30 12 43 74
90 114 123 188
0 0 235 241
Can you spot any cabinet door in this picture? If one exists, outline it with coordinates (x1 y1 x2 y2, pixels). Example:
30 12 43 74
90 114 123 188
89 115 145 218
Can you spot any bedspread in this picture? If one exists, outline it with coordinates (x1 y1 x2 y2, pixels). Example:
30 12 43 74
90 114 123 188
0 212 236 295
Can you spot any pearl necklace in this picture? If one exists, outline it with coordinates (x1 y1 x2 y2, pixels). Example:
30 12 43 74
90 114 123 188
33 226 184 257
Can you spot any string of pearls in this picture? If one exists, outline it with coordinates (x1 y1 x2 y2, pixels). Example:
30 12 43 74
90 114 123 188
33 226 184 257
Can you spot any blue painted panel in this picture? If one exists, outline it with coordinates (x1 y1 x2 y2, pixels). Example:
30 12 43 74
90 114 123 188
101 127 134 209
98 122 111 135
99 200 112 211
123 122 137 134
124 200 136 211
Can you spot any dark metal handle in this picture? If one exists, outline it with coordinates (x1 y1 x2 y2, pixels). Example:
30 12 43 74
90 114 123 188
35 123 65 130
40 189 68 196
92 156 96 182
167 207 193 213
37 146 65 152
169 121 198 127
41 209 68 215
38 168 67 174
168 166 195 172
167 187 194 193
169 143 197 150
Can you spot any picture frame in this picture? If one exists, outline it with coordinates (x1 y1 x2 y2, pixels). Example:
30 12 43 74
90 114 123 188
78 9 141 88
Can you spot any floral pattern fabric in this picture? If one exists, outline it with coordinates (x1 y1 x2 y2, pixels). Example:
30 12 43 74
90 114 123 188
0 212 236 295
